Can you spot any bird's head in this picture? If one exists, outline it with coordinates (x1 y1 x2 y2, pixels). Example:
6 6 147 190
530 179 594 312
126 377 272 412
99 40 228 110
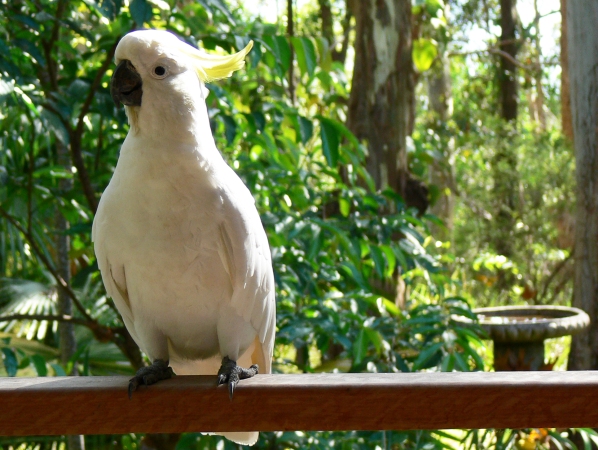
111 29 252 135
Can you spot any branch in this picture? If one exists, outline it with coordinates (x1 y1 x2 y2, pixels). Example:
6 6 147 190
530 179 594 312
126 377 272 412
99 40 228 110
41 0 68 90
537 250 574 303
70 39 120 215
450 47 534 71
540 9 560 19
488 48 532 70
0 207 94 322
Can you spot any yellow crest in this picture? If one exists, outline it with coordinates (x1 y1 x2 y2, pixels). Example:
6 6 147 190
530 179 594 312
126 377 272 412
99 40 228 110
180 41 254 83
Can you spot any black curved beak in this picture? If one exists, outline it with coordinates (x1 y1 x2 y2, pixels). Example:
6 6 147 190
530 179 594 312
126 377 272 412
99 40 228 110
111 60 142 107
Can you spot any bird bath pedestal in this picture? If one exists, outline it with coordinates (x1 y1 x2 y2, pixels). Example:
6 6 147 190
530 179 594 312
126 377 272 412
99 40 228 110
453 306 590 371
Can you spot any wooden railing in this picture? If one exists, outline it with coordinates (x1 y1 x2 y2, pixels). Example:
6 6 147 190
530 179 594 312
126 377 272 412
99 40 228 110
1 371 598 436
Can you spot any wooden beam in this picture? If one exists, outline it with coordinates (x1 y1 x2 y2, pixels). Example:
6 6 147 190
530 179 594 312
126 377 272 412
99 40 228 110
1 371 598 436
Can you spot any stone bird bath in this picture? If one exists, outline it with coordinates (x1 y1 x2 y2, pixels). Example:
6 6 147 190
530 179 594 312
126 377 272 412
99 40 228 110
453 305 590 371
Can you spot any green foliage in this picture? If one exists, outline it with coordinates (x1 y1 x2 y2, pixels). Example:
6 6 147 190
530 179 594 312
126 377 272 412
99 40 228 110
2 0 580 449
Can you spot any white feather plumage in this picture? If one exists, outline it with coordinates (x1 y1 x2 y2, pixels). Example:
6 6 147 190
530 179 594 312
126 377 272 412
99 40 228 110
92 30 275 446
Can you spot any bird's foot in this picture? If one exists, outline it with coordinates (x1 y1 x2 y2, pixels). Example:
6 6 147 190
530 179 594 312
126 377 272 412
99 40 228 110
217 356 258 400
128 359 174 399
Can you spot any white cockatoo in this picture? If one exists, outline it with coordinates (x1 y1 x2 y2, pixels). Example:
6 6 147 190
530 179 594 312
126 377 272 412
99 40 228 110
92 29 276 446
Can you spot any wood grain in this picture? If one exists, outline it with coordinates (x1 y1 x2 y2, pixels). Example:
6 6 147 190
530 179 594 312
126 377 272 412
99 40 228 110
1 371 598 436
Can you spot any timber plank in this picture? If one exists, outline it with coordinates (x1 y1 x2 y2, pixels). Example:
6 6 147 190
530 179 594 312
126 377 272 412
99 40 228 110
0 371 597 435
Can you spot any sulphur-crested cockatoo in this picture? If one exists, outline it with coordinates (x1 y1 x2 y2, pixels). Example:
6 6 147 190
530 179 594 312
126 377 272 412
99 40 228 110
92 29 275 446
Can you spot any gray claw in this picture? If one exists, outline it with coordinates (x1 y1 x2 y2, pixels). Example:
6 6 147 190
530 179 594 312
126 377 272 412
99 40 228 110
128 359 174 399
217 357 259 400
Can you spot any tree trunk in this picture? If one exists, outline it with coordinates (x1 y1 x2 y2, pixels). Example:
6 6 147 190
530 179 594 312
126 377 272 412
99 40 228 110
532 0 546 131
287 0 296 104
428 47 455 241
347 0 414 197
499 0 519 122
568 0 598 371
560 0 574 143
55 143 84 450
319 0 352 64
490 0 520 261
318 0 334 46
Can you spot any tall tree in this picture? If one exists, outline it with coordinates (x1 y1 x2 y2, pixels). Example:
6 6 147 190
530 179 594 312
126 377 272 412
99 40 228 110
347 0 414 197
499 0 519 121
531 0 546 131
428 52 455 241
318 0 352 63
568 0 598 371
491 0 520 260
560 0 574 142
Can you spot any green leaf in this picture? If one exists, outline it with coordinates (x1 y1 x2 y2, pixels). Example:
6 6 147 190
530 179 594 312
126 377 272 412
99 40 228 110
381 245 397 278
370 245 385 278
31 354 47 376
291 37 317 78
0 79 14 104
275 36 291 72
221 114 237 144
129 0 153 25
319 118 339 167
98 0 124 20
413 38 438 72
413 342 443 370
339 262 368 289
382 299 399 316
251 111 266 132
41 109 70 145
364 328 384 354
33 166 74 179
315 37 332 72
315 114 361 155
453 352 469 371
298 116 313 144
352 328 368 366
2 348 18 377
14 14 40 31
339 197 350 217
14 38 46 66
205 0 235 25
262 35 291 74
51 363 67 376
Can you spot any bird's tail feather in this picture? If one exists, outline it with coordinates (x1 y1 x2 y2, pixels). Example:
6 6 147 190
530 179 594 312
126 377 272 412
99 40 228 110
203 432 259 446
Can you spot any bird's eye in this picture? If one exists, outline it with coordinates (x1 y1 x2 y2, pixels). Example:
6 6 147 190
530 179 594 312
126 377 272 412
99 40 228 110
153 65 167 78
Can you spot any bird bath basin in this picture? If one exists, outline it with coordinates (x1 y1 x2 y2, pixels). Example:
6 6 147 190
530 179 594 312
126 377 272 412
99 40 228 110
453 305 590 371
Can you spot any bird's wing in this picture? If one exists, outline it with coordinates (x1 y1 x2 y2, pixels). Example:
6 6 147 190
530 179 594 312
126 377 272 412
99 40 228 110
92 205 140 347
217 172 276 373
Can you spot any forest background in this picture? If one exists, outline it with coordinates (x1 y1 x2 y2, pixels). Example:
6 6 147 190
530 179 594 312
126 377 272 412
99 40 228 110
0 0 596 448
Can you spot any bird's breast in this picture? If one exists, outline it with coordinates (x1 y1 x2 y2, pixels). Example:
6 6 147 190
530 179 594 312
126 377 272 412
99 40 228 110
95 146 233 357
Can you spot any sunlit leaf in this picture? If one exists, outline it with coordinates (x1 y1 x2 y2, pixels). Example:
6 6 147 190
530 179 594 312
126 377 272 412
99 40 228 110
413 38 438 72
339 197 350 217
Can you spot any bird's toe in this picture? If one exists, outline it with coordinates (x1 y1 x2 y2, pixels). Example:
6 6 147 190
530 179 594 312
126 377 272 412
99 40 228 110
217 357 258 400
127 359 174 399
